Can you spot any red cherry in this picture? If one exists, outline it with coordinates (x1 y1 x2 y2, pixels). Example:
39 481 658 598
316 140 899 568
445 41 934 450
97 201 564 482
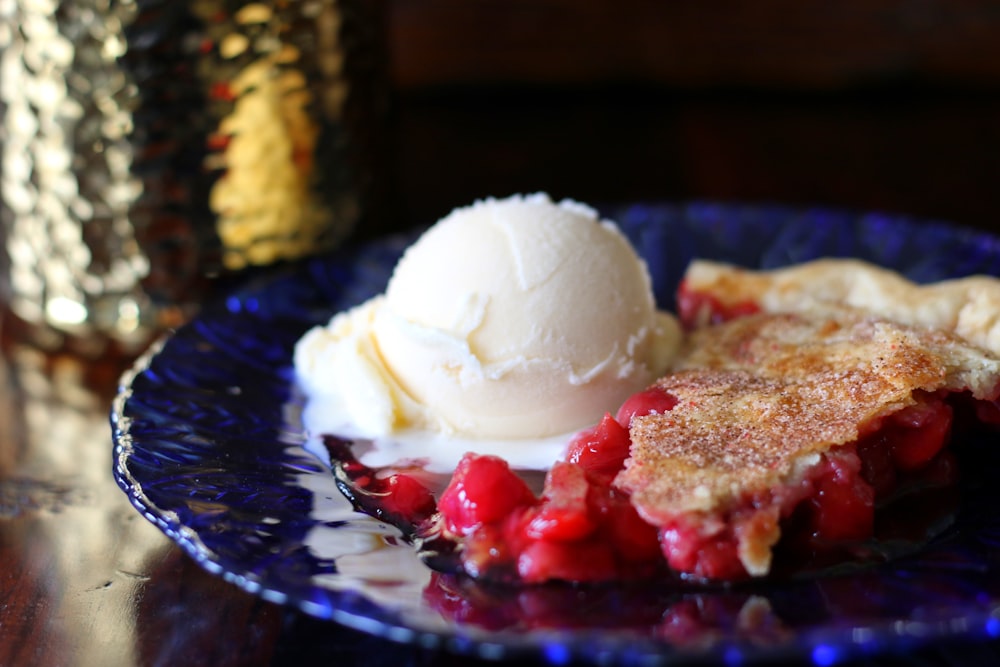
566 413 631 481
380 473 437 523
438 453 537 535
807 450 875 543
525 462 596 541
517 538 618 584
885 397 953 472
615 387 679 428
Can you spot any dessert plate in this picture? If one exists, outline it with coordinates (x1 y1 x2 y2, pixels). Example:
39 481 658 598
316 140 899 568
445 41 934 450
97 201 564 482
112 202 1000 665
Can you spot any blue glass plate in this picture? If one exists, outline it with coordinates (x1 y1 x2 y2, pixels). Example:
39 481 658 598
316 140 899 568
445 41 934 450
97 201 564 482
112 202 1000 666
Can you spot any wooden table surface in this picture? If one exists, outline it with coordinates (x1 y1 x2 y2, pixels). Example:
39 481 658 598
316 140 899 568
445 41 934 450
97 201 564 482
0 336 509 667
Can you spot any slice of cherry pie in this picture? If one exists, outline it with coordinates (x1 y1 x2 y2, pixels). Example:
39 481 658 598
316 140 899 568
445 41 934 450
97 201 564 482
616 308 1000 580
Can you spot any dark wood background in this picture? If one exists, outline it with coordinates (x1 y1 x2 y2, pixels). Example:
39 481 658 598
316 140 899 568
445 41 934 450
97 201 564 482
373 0 1000 237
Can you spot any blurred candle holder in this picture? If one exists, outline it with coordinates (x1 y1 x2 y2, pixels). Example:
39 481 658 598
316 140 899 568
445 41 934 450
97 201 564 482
0 0 387 360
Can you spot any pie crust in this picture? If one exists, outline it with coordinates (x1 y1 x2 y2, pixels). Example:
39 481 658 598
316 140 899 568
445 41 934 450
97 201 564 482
681 258 1000 355
616 309 1000 576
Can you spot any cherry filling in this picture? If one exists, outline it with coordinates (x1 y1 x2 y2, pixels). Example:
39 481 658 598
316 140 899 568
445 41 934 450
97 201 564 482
430 386 962 584
327 383 964 585
328 386 961 584
435 452 663 583
325 436 663 584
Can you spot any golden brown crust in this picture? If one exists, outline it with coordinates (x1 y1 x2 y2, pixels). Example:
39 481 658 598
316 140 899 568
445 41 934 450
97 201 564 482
683 258 1000 356
615 310 1000 575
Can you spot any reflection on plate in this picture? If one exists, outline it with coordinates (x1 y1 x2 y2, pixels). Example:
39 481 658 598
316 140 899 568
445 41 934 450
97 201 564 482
112 203 1000 665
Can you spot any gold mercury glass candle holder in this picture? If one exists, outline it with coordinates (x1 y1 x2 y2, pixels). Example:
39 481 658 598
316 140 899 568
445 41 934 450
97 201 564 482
0 0 386 360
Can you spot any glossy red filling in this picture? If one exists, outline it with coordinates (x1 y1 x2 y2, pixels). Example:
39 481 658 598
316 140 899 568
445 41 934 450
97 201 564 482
434 386 958 583
436 449 663 583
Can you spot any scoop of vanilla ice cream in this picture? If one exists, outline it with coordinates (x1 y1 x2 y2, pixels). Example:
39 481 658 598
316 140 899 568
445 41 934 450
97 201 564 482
295 193 680 440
